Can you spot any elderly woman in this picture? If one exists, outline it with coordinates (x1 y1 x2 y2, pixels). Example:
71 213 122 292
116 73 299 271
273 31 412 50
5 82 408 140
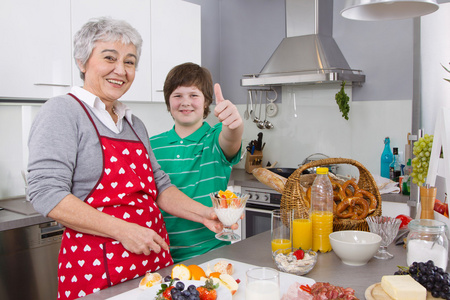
27 17 224 300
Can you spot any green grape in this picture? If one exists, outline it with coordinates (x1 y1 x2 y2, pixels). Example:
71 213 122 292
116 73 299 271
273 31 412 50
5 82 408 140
411 135 434 187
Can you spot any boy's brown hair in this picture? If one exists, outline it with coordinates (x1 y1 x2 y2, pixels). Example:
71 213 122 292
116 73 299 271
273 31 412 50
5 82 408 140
163 62 214 119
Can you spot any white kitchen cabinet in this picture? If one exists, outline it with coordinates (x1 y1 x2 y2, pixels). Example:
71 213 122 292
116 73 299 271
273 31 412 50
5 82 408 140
0 0 72 99
1 0 200 102
150 0 201 102
71 0 152 102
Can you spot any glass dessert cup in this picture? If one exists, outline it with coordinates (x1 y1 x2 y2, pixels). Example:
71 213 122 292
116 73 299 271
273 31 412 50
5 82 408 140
210 192 249 241
366 216 401 259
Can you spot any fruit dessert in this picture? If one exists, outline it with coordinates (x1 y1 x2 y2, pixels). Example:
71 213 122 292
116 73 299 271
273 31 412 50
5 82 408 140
211 190 246 226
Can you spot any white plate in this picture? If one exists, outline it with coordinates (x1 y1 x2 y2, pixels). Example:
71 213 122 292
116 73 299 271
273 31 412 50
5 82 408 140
137 280 232 300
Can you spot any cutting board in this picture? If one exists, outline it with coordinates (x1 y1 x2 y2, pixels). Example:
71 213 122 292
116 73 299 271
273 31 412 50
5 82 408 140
107 257 316 299
365 283 443 300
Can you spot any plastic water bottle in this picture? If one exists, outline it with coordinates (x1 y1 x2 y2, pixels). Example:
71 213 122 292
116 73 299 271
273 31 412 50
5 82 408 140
310 167 333 253
380 137 393 178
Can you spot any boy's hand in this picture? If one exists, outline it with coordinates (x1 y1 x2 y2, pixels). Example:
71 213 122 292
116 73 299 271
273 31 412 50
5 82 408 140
214 83 243 130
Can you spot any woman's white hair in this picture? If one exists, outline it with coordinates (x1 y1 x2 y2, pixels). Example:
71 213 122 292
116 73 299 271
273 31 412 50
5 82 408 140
73 17 143 81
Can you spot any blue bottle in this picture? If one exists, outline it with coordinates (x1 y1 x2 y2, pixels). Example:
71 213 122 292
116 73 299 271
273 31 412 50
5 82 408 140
380 137 393 178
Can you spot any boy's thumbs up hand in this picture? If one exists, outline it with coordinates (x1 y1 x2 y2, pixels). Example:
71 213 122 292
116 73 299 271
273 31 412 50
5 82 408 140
214 83 242 130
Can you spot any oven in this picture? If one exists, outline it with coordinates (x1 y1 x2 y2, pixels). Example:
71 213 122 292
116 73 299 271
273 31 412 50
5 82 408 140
240 186 281 239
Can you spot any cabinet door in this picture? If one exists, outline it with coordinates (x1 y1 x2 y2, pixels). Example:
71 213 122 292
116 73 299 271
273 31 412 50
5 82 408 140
0 0 71 99
71 0 152 102
150 0 201 102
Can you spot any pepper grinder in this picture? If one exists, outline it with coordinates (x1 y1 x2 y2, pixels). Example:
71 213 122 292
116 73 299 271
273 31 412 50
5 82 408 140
420 184 436 219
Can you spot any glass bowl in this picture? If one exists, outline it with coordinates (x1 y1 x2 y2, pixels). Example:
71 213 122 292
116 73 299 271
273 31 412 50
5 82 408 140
273 248 317 276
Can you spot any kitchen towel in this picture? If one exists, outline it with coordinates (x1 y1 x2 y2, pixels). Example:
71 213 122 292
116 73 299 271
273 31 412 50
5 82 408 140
373 175 400 194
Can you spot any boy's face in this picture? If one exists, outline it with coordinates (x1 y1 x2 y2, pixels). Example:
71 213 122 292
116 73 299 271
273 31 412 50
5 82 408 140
169 85 205 130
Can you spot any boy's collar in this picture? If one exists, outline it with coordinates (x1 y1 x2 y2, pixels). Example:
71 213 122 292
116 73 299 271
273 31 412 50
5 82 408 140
167 122 211 143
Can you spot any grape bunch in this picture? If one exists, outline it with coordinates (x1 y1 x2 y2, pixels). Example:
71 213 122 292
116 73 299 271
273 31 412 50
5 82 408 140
394 260 450 299
411 134 434 186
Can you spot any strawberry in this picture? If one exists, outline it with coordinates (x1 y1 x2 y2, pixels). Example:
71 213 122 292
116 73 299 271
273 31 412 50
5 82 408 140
197 278 219 300
220 199 228 208
293 249 305 260
162 286 174 299
156 280 175 300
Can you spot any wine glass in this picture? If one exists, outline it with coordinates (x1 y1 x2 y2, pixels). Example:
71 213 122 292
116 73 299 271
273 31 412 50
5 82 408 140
210 192 249 241
366 216 401 259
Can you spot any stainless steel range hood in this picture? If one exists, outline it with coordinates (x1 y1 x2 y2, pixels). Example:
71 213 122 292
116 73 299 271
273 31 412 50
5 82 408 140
241 0 365 87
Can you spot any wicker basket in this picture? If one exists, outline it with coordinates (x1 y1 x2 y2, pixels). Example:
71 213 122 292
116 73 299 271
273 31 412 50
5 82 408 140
280 158 382 232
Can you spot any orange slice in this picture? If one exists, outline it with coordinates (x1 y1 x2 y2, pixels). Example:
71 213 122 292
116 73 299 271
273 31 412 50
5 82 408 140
209 272 221 278
171 264 191 280
188 264 206 280
138 272 162 290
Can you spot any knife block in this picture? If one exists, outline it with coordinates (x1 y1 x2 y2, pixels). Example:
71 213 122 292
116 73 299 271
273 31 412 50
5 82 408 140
245 150 263 174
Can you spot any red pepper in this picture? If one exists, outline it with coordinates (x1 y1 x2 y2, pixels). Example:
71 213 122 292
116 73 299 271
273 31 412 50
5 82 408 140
434 199 449 218
299 284 312 294
395 214 413 230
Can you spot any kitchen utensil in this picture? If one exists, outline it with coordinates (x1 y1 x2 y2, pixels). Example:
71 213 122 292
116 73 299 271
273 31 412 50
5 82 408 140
250 90 255 119
293 93 298 118
264 92 274 129
252 90 260 124
257 91 265 129
329 231 382 266
366 216 401 259
210 192 249 241
266 88 278 118
244 90 250 120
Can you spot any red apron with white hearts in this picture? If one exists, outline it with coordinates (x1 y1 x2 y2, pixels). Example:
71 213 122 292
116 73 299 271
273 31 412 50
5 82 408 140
57 95 173 300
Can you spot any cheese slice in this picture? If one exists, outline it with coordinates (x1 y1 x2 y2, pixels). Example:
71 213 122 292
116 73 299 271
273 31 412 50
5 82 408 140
381 275 426 300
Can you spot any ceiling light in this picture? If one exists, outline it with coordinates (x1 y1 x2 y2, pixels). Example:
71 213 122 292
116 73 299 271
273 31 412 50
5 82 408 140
341 0 439 21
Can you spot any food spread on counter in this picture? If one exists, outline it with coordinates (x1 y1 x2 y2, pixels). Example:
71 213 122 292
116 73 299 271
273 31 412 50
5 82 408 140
282 282 358 300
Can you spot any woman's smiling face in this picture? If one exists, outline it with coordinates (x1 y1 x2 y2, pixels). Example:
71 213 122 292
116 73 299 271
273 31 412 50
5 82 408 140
169 85 206 130
81 40 137 105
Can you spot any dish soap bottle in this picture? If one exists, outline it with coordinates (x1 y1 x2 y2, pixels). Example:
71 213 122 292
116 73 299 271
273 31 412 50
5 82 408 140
381 137 393 178
311 167 333 253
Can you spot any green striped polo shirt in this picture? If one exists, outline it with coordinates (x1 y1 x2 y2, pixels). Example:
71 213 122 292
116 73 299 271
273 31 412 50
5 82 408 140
150 122 241 262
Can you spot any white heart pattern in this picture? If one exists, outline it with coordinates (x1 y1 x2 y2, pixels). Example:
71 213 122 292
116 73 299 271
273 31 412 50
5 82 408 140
93 259 101 266
66 232 71 238
146 221 152 227
84 245 91 252
130 264 136 270
85 274 93 281
130 163 136 169
140 182 145 188
97 183 104 190
143 194 148 199
148 176 153 183
122 251 129 258
78 260 85 267
71 246 77 253
60 276 65 282
76 233 83 238
110 156 118 162
111 182 118 188
107 253 114 260
143 163 148 170
129 201 135 206
142 260 148 266
93 288 100 293
103 197 110 202
118 193 126 199
87 197 94 204
136 149 142 156
123 212 130 219
115 266 123 273
105 168 111 175
136 209 144 215
154 257 160 263
126 182 133 188
102 273 107 279
65 291 71 298
97 207 104 212
121 278 128 282
122 148 130 155
119 168 125 174
71 275 77 283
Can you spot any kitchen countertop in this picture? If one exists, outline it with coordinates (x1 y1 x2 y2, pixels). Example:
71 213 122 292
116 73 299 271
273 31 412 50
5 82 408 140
229 168 409 203
82 230 443 300
0 196 53 231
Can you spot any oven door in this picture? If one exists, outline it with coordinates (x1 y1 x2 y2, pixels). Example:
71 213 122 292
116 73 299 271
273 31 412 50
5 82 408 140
242 204 276 239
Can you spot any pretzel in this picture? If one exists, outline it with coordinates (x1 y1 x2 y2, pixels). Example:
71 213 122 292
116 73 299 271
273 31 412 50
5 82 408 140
336 197 369 220
354 189 377 214
342 179 359 197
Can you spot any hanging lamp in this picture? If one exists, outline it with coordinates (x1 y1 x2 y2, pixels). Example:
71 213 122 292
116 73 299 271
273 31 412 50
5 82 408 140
341 0 439 21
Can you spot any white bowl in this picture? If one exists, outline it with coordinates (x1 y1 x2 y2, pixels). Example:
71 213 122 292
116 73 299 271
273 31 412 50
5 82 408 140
329 230 382 266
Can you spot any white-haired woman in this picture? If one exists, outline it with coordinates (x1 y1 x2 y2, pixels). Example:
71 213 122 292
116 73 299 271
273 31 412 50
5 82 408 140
27 17 225 299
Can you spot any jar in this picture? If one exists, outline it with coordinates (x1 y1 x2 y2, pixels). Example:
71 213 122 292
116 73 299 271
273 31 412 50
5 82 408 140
406 219 449 269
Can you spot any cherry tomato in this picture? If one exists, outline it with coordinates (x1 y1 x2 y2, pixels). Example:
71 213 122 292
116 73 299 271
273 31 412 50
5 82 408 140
395 214 412 229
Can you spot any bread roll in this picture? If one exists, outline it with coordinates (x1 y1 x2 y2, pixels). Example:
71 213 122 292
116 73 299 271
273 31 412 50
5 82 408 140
252 168 287 193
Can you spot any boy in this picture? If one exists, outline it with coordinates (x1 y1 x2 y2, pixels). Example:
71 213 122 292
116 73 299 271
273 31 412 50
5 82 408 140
150 63 243 262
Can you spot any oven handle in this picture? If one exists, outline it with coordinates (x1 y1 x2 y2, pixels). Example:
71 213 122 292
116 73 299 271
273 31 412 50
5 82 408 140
245 206 273 215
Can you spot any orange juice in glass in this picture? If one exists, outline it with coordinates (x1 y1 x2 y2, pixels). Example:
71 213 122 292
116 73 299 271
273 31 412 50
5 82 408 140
292 218 312 250
271 209 292 254
311 211 333 252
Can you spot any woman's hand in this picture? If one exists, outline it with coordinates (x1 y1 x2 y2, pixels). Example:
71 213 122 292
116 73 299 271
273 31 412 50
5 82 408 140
116 222 169 255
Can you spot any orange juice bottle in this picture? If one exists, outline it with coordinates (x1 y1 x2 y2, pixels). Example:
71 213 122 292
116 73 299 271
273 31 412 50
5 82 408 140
271 238 292 254
292 218 312 250
310 167 333 253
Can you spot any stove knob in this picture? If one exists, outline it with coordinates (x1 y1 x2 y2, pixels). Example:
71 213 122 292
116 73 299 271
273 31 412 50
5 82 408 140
254 194 259 200
263 194 269 202
248 193 254 199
